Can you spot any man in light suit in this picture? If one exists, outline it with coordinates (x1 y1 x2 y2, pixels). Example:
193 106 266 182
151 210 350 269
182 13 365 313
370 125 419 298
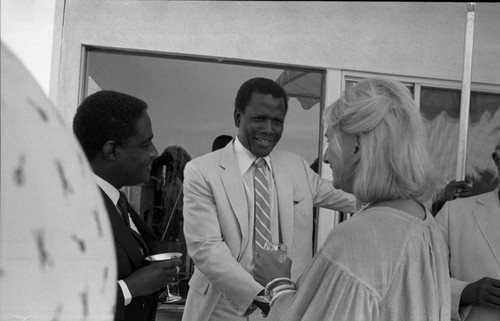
182 78 357 321
73 90 181 321
435 142 500 321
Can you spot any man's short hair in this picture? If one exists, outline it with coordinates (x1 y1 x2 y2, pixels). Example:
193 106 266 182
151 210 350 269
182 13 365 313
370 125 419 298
73 90 148 161
234 77 288 113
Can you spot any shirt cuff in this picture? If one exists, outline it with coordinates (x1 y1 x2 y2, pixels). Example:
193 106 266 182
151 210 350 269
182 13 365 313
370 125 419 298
118 280 132 306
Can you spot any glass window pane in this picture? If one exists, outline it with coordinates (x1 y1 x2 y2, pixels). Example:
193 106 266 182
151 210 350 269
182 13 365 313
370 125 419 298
86 50 322 165
420 87 461 195
465 91 500 195
84 48 325 277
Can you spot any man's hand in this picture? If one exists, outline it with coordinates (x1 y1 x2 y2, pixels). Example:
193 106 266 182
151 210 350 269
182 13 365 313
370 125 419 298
125 258 182 298
460 277 500 310
253 249 292 287
444 180 473 199
432 180 473 216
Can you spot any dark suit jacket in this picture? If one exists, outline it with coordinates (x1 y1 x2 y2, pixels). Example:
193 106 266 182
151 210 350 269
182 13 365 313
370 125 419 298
100 189 160 321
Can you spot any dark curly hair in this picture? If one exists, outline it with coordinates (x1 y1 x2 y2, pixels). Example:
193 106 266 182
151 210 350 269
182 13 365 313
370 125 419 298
73 90 148 161
234 77 288 113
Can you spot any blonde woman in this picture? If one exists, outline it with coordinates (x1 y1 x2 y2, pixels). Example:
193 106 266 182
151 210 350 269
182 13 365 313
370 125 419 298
254 78 450 321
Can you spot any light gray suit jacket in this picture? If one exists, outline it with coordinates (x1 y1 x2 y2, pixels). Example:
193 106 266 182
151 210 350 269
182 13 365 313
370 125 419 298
182 143 357 321
435 189 500 321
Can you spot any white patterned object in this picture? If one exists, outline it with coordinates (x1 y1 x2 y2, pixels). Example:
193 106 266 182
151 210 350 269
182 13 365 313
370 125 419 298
0 43 116 321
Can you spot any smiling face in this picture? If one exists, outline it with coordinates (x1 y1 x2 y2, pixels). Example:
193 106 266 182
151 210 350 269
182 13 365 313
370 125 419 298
234 92 286 158
116 111 158 186
324 126 358 193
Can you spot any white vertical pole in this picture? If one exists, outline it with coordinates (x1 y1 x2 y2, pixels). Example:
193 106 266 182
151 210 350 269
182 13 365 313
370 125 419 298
456 3 476 180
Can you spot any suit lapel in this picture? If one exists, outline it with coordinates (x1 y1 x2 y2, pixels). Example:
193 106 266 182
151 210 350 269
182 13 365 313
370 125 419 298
472 190 500 268
220 144 249 246
100 189 146 269
270 152 294 245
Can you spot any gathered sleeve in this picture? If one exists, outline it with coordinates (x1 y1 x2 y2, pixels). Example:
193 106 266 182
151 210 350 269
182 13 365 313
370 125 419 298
268 251 380 321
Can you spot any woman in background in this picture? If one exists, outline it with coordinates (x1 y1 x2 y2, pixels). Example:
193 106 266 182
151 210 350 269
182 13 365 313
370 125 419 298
254 78 450 321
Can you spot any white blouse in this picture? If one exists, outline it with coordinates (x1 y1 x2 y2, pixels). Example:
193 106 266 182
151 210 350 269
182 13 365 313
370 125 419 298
269 207 451 321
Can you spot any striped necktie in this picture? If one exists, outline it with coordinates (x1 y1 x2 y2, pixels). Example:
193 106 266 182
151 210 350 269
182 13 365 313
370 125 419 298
254 158 272 249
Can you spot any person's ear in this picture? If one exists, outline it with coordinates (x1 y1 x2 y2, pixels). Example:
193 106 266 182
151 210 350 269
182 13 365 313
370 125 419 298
102 140 119 161
353 135 361 155
234 109 241 127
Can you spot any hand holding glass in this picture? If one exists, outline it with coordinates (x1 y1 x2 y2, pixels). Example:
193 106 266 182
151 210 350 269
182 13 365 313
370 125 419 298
254 242 290 286
146 252 182 303
263 241 287 263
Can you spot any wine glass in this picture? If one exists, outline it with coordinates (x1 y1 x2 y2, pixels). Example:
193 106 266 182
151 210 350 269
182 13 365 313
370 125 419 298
145 252 183 304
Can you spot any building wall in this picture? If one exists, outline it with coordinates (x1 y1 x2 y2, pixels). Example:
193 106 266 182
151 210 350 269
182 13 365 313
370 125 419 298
53 1 500 247
55 1 500 119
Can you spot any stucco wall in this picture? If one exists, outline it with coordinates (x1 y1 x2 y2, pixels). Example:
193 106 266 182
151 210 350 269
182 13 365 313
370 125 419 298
56 2 500 118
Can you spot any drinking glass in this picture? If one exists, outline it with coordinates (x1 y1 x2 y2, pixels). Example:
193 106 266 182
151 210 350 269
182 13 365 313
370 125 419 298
146 252 183 304
158 273 181 304
263 241 287 263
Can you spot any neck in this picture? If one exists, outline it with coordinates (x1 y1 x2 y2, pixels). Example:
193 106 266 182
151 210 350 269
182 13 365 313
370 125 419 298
91 164 123 190
371 199 425 220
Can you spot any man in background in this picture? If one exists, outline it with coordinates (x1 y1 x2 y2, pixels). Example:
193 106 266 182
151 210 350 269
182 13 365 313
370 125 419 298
182 78 357 320
73 90 181 321
435 141 500 321
212 134 233 152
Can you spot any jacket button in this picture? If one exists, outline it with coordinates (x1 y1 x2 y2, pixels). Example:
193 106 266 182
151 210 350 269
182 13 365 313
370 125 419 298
141 302 146 309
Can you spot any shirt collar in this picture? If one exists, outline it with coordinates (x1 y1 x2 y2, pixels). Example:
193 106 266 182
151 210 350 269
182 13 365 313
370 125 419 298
234 136 272 175
93 173 120 205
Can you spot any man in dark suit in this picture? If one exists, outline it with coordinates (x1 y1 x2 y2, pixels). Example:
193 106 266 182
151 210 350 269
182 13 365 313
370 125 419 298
73 90 181 321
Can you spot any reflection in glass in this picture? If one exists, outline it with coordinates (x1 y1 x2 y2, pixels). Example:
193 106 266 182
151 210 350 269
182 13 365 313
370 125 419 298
465 92 500 195
420 87 500 197
84 48 325 296
420 87 461 195
86 49 322 165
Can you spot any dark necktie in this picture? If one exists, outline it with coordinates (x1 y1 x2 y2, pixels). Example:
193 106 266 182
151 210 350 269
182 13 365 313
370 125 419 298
254 158 272 249
117 191 149 257
117 192 131 227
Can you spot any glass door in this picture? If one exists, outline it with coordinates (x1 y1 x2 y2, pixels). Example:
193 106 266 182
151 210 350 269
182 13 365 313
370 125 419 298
83 46 326 299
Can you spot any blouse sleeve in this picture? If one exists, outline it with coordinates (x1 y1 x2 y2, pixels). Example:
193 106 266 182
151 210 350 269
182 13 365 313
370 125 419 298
268 251 380 321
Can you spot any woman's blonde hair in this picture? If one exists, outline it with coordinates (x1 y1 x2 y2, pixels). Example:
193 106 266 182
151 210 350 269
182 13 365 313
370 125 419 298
325 78 434 204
